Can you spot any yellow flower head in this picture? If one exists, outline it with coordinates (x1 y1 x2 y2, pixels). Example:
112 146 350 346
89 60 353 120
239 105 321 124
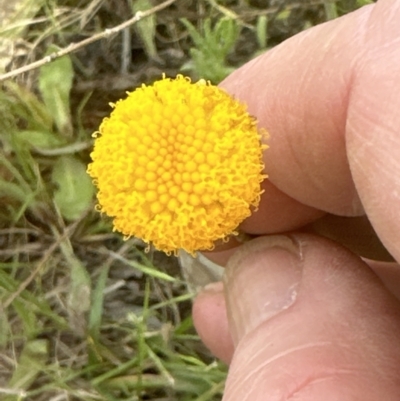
88 75 267 254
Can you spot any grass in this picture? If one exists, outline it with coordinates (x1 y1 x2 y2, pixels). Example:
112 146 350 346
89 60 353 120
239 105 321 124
0 0 374 400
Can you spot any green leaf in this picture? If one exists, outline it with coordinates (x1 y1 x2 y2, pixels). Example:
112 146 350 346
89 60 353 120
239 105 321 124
12 299 41 339
110 252 177 283
0 269 68 329
0 306 10 347
180 18 203 48
67 255 91 337
131 0 157 59
7 339 48 391
180 17 240 83
88 264 110 342
1 81 54 133
0 179 30 203
324 1 338 20
38 46 73 136
52 155 94 221
256 15 268 49
276 9 290 21
53 234 92 337
14 129 64 150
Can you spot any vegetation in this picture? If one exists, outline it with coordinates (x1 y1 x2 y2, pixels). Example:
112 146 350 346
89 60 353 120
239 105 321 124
0 0 375 400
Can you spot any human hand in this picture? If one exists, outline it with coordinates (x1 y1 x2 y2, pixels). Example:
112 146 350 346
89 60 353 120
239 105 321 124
193 1 400 399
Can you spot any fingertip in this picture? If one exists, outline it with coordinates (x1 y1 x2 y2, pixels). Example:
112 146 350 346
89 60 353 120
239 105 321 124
240 180 324 234
220 7 374 216
192 282 234 364
345 0 400 261
222 233 400 400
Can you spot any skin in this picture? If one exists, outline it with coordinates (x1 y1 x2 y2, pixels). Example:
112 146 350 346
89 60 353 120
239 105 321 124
192 1 400 399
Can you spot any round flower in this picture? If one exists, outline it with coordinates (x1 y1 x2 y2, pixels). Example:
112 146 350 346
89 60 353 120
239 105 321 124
88 75 267 254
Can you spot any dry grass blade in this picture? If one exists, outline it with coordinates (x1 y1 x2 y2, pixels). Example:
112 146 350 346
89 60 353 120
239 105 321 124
0 0 177 82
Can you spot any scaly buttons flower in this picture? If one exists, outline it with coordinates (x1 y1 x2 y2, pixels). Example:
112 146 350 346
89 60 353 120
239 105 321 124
88 75 267 254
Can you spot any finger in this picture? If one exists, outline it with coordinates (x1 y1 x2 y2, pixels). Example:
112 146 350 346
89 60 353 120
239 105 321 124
206 213 393 266
310 214 393 261
345 0 400 261
240 180 324 234
193 235 400 366
365 259 400 301
220 1 400 241
220 6 372 216
192 282 234 364
224 235 400 399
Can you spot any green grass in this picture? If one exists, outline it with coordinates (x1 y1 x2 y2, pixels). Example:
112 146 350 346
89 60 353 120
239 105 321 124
0 0 374 400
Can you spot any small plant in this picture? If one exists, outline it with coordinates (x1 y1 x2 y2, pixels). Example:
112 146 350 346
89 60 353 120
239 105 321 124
180 17 240 84
0 48 94 224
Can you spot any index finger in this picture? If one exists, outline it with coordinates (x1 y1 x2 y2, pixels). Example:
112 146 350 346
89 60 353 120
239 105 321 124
220 4 374 221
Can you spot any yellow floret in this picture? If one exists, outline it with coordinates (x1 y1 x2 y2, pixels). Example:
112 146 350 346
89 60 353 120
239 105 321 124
87 75 267 254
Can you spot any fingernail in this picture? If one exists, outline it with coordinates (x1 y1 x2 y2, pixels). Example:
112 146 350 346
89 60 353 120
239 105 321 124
224 235 302 344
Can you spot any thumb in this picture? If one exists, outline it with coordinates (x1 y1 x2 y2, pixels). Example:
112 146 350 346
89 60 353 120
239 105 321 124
223 235 400 401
